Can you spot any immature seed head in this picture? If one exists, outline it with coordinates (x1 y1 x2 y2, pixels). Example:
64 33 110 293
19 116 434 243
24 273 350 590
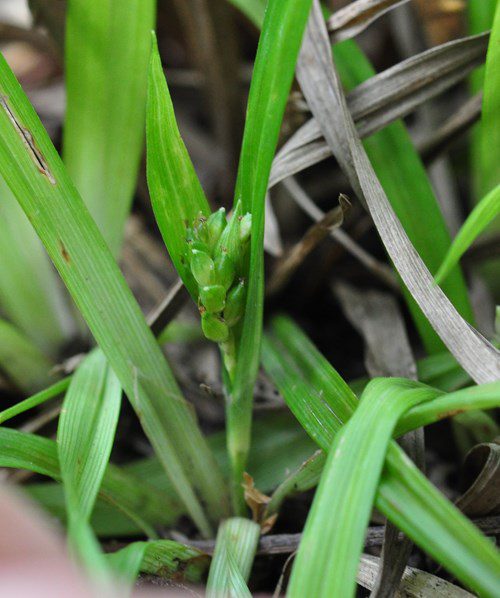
185 205 251 346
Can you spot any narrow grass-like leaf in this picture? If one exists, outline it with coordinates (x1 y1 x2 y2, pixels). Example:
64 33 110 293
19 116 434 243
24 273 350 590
477 1 500 201
146 34 211 298
0 318 54 392
0 376 70 424
227 0 314 510
468 0 497 199
436 184 500 284
288 378 440 597
267 382 500 518
396 382 500 437
64 0 156 255
206 517 260 598
378 445 500 598
58 351 121 523
26 484 169 538
58 350 121 568
0 427 180 535
0 177 70 354
263 317 500 596
4 409 311 541
0 52 228 535
266 450 325 516
333 281 421 596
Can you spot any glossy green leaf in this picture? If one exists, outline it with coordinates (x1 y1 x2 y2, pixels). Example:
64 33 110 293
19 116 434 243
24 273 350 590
146 33 211 298
64 0 156 255
0 52 228 536
263 317 500 596
227 0 313 510
288 378 440 597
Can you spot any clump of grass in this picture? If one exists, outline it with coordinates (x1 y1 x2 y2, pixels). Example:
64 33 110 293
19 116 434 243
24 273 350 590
0 0 498 596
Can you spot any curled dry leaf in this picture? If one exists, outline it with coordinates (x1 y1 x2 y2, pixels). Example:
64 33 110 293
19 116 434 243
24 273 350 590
456 439 500 516
242 472 278 534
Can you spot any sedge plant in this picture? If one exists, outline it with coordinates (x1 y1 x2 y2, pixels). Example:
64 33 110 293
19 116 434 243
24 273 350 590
0 0 499 595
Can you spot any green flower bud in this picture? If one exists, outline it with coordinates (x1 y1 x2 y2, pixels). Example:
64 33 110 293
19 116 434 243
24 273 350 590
199 284 226 313
214 252 235 291
207 208 227 250
190 249 215 286
224 279 246 327
201 311 229 342
239 213 252 243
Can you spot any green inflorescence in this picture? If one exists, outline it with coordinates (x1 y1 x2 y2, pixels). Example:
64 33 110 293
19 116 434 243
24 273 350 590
185 201 251 380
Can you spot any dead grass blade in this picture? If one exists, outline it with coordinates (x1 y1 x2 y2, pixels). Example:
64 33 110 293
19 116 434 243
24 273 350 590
456 440 500 516
270 33 489 187
295 1 500 384
327 0 409 43
358 553 474 597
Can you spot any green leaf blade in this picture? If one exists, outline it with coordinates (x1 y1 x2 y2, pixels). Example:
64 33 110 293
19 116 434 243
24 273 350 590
146 33 211 298
64 0 156 255
0 51 228 535
263 317 500 596
228 0 314 511
58 350 121 524
207 517 260 598
288 378 440 597
435 183 500 284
